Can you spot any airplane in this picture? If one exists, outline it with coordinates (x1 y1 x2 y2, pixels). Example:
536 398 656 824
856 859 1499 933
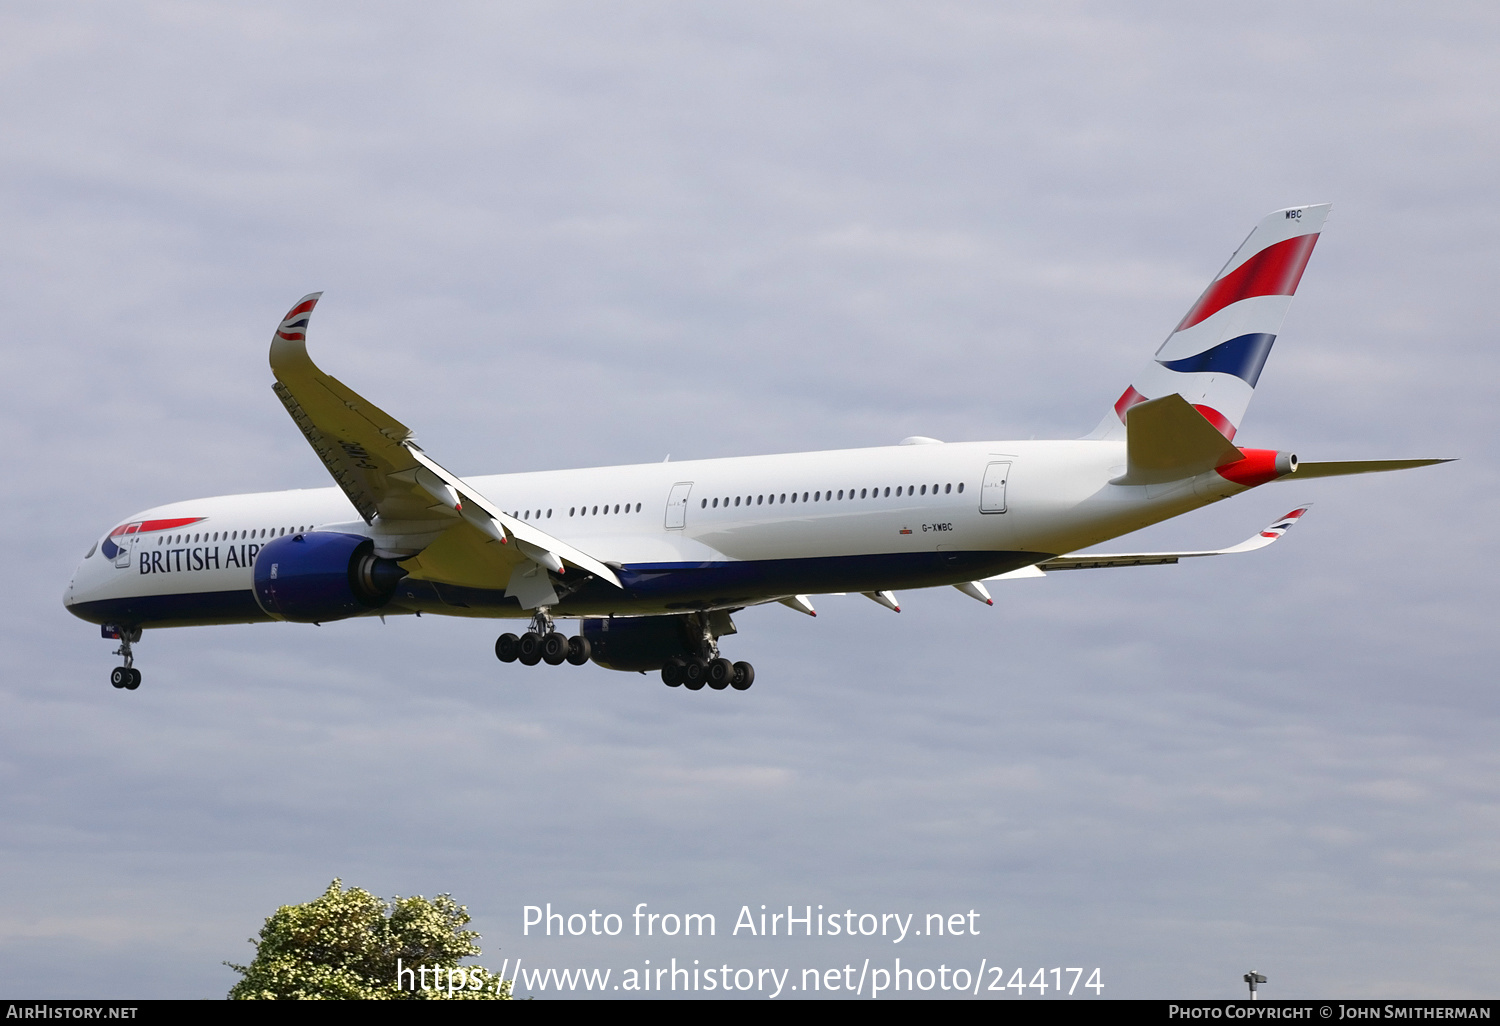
64 203 1449 692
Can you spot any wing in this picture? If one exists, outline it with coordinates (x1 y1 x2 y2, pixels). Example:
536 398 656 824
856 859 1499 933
268 294 621 596
989 506 1312 576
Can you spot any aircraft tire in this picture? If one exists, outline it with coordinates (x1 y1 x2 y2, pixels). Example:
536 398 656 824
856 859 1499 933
566 636 591 666
110 666 129 689
683 659 708 690
517 632 544 666
707 657 734 690
661 658 685 686
495 634 520 662
541 632 570 665
731 661 755 690
125 668 142 690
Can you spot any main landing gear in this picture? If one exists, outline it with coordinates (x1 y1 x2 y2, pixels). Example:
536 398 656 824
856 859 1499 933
661 656 754 692
106 626 142 690
494 610 591 669
660 616 754 692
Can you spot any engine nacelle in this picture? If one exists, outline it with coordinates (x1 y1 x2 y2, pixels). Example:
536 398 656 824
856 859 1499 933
581 615 698 672
252 532 405 624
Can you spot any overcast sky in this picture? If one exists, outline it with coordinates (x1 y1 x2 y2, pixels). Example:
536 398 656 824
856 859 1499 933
2 0 1497 1000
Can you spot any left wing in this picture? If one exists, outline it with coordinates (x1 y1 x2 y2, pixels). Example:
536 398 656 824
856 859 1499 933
1029 505 1311 572
268 294 622 597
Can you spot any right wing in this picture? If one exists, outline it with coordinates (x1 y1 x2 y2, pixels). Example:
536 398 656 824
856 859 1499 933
268 294 621 596
985 506 1312 577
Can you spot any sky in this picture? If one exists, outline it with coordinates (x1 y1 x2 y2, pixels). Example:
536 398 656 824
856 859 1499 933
2 0 1497 1000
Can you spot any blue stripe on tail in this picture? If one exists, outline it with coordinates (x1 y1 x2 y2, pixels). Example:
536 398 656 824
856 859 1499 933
1156 332 1277 387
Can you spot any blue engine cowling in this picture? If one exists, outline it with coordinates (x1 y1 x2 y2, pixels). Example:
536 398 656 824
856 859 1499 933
252 532 405 624
581 615 698 672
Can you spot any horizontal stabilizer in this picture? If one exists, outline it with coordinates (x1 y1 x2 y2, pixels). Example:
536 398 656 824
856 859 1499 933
1115 394 1243 485
1037 505 1311 571
1287 459 1454 480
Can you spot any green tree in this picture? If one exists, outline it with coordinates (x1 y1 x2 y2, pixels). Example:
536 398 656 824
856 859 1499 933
227 879 512 999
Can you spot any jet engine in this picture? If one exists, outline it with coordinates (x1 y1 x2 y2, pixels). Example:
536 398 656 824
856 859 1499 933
252 532 405 623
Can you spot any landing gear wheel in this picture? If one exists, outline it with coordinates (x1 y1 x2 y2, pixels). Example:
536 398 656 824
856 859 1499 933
517 631 544 666
661 657 685 687
731 661 755 690
682 658 708 691
495 634 520 663
125 668 141 690
110 666 129 689
707 657 734 690
566 636 592 666
541 632 570 666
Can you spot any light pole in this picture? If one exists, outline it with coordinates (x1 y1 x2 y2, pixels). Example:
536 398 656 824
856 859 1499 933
1243 972 1267 1000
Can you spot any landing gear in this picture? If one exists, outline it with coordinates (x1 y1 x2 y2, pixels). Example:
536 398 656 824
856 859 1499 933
706 657 734 690
495 634 520 662
541 632 570 666
106 626 142 691
516 632 544 666
658 619 754 692
566 635 592 666
494 610 592 671
731 661 754 691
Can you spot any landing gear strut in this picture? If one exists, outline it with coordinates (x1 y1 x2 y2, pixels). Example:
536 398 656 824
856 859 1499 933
661 614 754 692
106 626 142 690
495 608 592 670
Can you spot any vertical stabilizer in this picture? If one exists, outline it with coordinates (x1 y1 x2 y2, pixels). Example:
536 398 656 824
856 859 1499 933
1090 204 1330 441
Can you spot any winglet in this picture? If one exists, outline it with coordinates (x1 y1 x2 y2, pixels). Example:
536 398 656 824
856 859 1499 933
1217 505 1312 554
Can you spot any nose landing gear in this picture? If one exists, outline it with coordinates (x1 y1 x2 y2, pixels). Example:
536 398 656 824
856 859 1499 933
104 625 142 690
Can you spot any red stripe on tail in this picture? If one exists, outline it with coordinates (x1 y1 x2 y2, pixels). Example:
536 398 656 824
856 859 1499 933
1176 233 1320 332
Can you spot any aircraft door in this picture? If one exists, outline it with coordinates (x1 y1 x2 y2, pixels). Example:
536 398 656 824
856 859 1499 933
979 462 1011 514
664 482 694 529
113 522 142 568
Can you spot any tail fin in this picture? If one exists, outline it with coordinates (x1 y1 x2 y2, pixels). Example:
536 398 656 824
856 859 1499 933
1090 203 1331 441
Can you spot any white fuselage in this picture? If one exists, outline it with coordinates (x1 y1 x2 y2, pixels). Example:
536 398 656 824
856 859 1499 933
65 437 1252 629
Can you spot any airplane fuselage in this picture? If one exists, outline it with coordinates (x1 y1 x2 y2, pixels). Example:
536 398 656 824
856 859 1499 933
65 437 1258 630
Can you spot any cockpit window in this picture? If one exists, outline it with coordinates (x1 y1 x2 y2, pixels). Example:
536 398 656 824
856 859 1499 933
85 541 97 559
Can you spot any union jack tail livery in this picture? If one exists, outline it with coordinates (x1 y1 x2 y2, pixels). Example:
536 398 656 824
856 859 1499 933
1095 203 1331 441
